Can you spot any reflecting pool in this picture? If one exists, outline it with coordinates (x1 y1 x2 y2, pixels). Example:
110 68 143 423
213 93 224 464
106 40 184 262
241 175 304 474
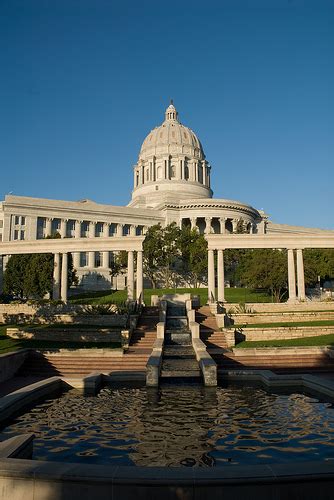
2 384 334 467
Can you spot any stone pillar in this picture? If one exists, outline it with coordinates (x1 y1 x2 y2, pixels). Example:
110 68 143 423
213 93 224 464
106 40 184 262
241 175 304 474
45 218 52 237
73 252 80 270
127 251 134 300
217 249 225 302
0 255 4 295
129 224 136 236
75 220 81 239
116 223 123 237
60 219 67 238
53 253 60 300
88 221 96 238
103 222 109 238
205 217 212 235
219 217 226 234
61 253 68 303
287 249 297 302
296 249 306 301
102 251 109 268
88 251 95 269
190 217 197 231
136 250 143 301
142 226 148 235
249 223 254 234
232 219 238 233
208 249 215 303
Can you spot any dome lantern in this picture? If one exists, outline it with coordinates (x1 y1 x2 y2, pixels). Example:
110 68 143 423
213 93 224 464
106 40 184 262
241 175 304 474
165 100 179 122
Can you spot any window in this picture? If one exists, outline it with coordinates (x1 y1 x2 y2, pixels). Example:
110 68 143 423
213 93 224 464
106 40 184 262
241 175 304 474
81 221 89 237
136 172 139 186
170 165 176 178
95 252 102 267
14 230 19 240
14 216 20 225
20 230 25 240
21 216 26 226
80 252 88 267
184 165 189 180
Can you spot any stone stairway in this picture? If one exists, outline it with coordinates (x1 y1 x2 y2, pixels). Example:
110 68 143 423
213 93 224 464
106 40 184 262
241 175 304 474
160 303 201 383
18 307 158 378
196 306 228 350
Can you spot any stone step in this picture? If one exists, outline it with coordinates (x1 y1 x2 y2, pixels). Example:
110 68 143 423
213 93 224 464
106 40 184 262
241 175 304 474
160 371 201 379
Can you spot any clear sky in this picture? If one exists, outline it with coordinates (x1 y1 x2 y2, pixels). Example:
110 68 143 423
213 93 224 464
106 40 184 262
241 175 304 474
0 0 333 229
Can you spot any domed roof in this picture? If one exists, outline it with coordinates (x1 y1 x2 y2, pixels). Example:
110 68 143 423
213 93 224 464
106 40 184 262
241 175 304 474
139 101 205 160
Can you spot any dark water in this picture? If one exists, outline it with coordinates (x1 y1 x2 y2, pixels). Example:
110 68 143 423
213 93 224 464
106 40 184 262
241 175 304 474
2 385 334 467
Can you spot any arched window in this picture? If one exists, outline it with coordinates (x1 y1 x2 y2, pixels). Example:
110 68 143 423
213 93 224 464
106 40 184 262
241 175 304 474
170 165 176 178
184 165 189 180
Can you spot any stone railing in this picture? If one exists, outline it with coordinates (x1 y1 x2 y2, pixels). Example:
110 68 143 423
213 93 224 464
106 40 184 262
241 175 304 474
146 301 166 386
221 310 334 326
235 326 334 343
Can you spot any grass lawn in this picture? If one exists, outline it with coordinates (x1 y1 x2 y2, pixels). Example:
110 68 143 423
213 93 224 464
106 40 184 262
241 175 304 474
235 334 334 348
234 320 334 329
69 287 272 306
0 325 121 354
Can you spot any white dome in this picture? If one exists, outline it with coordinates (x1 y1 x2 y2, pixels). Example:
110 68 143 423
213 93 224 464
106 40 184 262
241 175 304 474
128 102 212 209
140 103 205 161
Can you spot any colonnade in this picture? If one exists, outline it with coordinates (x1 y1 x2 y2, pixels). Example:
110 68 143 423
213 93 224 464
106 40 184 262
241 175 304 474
207 247 306 303
52 250 144 303
182 216 259 235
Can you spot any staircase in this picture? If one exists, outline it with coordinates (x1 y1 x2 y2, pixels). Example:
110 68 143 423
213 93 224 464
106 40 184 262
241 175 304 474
18 307 158 378
196 306 228 350
160 302 201 382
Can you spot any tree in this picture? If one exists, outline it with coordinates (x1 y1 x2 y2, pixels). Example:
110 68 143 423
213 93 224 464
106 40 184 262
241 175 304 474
304 249 334 287
179 227 208 287
109 251 128 281
143 223 182 288
4 233 78 300
235 249 288 302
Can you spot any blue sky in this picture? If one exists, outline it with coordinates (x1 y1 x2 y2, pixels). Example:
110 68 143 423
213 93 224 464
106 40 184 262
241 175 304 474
0 0 333 229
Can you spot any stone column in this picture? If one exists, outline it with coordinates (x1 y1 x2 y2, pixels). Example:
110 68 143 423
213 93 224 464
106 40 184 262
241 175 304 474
45 217 52 237
205 217 212 235
217 249 225 302
87 222 96 270
136 250 143 301
0 255 4 295
129 224 136 236
208 249 215 303
73 221 81 269
75 220 81 239
53 253 60 300
60 219 67 238
88 221 96 238
116 223 123 236
232 219 238 233
296 249 306 301
287 249 297 302
190 217 197 231
73 252 80 270
127 251 134 300
60 253 68 303
219 217 226 234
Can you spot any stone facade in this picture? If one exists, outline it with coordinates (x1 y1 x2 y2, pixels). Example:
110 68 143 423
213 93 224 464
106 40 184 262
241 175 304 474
0 102 333 295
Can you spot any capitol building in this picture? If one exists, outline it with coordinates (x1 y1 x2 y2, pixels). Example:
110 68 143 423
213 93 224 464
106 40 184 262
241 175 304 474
0 102 332 291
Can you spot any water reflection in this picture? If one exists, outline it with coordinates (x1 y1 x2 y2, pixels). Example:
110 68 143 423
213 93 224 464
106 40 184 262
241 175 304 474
1 384 334 467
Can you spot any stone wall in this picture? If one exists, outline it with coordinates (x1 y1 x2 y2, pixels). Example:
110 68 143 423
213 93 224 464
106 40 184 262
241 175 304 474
6 327 122 343
235 326 334 343
222 311 334 326
0 350 30 383
225 301 334 313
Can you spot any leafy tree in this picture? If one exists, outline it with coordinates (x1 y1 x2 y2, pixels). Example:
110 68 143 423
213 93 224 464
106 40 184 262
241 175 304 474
235 249 288 302
304 249 334 286
179 227 208 287
109 251 128 280
4 232 78 300
143 223 182 288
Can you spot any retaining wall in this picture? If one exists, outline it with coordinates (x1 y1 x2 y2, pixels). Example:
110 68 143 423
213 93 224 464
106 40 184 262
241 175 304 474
236 326 334 342
0 350 30 384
